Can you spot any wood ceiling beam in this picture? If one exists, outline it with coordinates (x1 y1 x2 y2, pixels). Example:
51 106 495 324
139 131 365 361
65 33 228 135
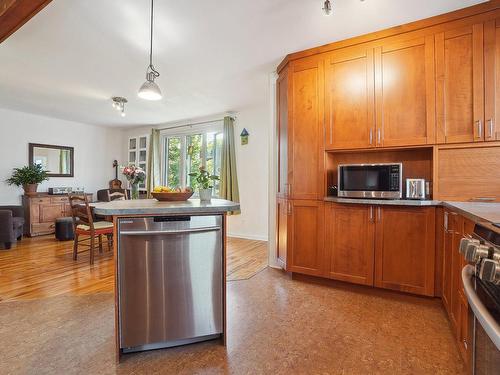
0 0 52 44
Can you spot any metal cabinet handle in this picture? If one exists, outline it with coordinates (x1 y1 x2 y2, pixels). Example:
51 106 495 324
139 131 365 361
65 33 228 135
369 129 373 145
444 211 448 232
470 197 496 202
462 265 500 350
121 227 221 236
476 120 483 138
287 201 292 216
487 119 494 138
369 206 373 222
377 129 381 145
377 207 381 222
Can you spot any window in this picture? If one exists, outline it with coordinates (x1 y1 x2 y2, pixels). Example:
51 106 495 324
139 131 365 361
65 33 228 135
162 122 223 197
128 135 148 191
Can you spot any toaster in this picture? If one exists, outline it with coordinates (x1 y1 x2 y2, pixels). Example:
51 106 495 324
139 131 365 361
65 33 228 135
406 179 426 200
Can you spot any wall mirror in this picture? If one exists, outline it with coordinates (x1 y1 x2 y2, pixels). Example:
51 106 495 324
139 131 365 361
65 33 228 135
29 143 74 177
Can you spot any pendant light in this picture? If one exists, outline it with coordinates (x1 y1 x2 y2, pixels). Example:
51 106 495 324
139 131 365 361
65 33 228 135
322 0 332 16
138 0 162 100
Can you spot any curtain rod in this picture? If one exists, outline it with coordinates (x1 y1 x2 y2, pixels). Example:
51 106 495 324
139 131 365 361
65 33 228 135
157 116 235 131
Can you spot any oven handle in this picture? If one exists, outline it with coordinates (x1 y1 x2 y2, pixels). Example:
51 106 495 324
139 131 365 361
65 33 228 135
462 265 500 350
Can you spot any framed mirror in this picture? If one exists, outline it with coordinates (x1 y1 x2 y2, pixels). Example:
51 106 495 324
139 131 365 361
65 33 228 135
29 143 74 177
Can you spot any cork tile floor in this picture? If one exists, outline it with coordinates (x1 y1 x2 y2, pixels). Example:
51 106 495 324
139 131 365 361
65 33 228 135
0 268 465 375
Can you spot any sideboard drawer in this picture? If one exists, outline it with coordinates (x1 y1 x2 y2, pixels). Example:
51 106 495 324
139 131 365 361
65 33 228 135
31 222 56 236
31 198 51 204
50 196 69 203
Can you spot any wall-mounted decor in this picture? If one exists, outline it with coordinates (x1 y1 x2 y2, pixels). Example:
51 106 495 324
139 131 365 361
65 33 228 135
240 128 249 145
29 143 74 177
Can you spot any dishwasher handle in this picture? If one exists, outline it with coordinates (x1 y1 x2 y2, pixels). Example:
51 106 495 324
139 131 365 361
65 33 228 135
462 265 500 350
120 226 221 236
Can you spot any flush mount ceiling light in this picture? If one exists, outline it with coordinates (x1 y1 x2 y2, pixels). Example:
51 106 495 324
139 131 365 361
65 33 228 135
138 0 162 101
112 97 128 117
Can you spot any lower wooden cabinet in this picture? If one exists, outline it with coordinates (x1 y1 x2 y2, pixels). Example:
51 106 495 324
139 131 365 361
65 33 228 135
324 204 375 285
323 203 436 296
288 200 325 276
374 206 436 296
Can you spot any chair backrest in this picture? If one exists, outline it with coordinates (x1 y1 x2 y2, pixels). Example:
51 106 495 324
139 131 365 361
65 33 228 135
68 194 94 231
108 190 129 201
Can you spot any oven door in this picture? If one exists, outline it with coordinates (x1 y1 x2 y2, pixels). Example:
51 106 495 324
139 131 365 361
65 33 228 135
462 265 500 374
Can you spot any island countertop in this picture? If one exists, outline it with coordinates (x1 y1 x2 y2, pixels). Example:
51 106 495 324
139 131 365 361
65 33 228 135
91 198 240 216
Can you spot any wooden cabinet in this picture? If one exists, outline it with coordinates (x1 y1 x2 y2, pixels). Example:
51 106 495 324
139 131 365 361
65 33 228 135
374 206 436 296
484 18 500 141
436 24 484 144
325 47 375 150
288 56 325 200
276 198 288 268
23 193 93 237
288 200 324 276
374 37 436 147
324 203 374 285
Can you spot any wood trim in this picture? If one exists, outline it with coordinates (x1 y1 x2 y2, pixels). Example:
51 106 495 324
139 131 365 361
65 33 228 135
425 35 437 144
277 0 500 72
0 0 52 43
435 32 446 144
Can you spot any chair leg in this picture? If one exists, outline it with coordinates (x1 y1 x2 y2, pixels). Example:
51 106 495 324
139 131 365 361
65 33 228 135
17 235 22 241
98 234 103 253
107 234 113 251
73 233 79 260
90 235 95 265
4 242 11 250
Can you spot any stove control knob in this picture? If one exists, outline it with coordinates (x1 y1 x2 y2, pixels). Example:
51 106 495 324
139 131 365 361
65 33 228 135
465 244 491 263
460 237 480 255
479 259 500 285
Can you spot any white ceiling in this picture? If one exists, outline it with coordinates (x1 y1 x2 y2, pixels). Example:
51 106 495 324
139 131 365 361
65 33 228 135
0 0 486 127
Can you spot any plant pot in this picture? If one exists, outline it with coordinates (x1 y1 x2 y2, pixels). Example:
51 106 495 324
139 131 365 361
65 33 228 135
199 188 212 202
23 183 38 195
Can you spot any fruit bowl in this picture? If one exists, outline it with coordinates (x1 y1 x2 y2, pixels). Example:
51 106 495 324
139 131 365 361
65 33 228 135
151 191 194 202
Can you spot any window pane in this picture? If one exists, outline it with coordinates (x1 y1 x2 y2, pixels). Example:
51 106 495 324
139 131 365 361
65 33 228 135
129 138 136 150
214 133 223 197
186 134 202 190
128 151 136 164
139 136 147 149
167 137 181 187
139 150 147 163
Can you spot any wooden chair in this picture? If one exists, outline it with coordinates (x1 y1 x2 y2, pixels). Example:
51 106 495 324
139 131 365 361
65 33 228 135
108 190 129 201
68 194 113 265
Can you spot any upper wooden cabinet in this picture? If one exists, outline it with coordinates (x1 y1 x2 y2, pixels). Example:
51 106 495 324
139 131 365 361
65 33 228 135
375 37 436 147
436 24 484 143
288 57 325 200
325 47 375 150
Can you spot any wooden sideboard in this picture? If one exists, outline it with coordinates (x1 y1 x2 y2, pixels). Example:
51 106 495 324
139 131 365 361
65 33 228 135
22 193 93 237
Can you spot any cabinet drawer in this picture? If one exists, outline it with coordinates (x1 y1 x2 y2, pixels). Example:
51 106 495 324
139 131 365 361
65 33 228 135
31 222 56 235
30 198 51 204
50 196 69 203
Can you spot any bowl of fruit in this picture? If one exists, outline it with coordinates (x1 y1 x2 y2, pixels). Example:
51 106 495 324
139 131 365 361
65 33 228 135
151 186 194 201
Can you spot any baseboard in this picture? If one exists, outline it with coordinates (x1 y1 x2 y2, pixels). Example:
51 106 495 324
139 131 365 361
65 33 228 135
227 233 268 241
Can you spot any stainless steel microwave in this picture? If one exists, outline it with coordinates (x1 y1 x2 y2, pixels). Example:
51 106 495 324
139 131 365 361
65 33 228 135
338 163 403 199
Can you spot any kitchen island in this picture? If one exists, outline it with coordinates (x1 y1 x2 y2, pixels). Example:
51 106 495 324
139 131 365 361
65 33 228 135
92 198 240 362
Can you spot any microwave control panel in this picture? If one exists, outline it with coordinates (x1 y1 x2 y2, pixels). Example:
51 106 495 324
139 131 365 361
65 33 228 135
389 165 401 191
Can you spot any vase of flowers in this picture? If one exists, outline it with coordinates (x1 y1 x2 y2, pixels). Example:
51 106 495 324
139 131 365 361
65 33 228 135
188 166 219 202
6 164 49 195
122 165 146 200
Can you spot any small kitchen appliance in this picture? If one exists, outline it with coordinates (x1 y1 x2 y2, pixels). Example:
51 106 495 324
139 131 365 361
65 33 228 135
405 178 426 200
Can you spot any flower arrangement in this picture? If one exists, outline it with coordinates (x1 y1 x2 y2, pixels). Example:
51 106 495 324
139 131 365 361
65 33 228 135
122 165 146 185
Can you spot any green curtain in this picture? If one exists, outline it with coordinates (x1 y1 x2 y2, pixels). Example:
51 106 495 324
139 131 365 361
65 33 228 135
220 116 240 214
146 129 161 197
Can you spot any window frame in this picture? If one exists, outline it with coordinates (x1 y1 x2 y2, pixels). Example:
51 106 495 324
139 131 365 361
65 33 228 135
160 121 223 194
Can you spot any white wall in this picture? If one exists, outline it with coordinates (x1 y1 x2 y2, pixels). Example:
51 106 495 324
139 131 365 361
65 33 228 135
120 103 271 241
0 108 123 205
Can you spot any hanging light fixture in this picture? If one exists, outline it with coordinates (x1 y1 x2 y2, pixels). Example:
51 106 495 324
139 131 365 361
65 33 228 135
322 0 332 16
138 0 162 100
112 97 128 117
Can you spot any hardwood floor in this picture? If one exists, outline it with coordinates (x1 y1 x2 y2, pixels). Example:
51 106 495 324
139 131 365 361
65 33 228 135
0 235 268 302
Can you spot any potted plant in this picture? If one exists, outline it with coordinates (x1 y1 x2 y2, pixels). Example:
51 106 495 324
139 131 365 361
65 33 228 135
188 166 219 202
122 165 146 199
6 164 49 195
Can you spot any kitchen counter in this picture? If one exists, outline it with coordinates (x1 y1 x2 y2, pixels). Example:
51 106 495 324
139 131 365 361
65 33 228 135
92 198 240 216
324 197 440 206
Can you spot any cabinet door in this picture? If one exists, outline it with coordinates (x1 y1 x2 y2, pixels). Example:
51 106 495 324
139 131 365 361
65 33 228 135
289 56 324 200
276 68 289 198
325 47 375 150
442 210 454 319
325 203 375 285
484 19 500 141
39 204 65 223
289 200 324 276
374 206 436 296
276 198 288 269
436 24 484 143
375 37 436 147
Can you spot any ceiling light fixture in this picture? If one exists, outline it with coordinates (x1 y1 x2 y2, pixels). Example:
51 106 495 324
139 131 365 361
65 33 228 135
322 0 332 16
112 97 128 117
138 0 162 101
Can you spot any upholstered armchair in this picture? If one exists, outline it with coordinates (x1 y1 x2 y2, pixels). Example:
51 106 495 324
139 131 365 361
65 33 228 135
0 206 24 249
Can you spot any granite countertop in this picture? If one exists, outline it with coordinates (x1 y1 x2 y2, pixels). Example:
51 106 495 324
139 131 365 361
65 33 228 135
91 198 240 216
324 197 440 206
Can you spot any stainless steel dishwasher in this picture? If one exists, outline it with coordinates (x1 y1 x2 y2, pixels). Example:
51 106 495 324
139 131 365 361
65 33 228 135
117 215 223 353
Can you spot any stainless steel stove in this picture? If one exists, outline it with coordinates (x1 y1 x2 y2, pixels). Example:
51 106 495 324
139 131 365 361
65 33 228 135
460 224 500 374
